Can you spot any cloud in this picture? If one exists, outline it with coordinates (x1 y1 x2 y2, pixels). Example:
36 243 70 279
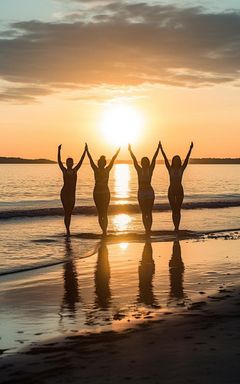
0 2 240 102
0 84 52 103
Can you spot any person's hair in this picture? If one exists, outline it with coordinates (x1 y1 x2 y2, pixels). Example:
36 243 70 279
98 155 106 168
66 157 74 168
171 155 182 168
141 157 150 168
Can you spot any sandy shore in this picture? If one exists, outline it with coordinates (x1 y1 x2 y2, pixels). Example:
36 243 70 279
1 233 240 384
1 286 240 384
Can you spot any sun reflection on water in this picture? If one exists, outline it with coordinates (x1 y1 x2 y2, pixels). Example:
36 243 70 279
114 164 130 204
112 213 132 231
119 242 129 250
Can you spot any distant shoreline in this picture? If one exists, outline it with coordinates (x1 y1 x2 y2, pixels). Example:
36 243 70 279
0 157 239 164
118 158 240 165
0 157 56 164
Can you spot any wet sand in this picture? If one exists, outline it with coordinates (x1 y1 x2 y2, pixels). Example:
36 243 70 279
1 287 240 384
0 234 240 383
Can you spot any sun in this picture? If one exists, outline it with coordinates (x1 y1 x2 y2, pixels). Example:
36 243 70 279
101 102 143 147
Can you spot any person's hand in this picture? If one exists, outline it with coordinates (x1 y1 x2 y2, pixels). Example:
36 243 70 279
190 141 193 149
128 144 131 151
58 144 62 150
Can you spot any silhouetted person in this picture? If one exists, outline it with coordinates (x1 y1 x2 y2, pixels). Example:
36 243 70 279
138 241 157 307
58 144 86 236
61 238 80 317
86 145 120 236
128 142 160 235
94 242 111 309
160 142 193 231
169 241 184 300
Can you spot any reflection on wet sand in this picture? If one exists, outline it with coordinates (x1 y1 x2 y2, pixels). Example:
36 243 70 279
94 242 111 310
60 239 186 323
169 241 185 300
138 241 158 307
61 239 80 318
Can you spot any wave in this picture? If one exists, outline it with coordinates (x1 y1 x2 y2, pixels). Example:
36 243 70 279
1 228 239 277
0 241 99 277
0 259 67 277
0 200 239 220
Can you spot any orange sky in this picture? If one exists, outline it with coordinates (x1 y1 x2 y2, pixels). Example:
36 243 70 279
0 1 240 160
0 84 239 160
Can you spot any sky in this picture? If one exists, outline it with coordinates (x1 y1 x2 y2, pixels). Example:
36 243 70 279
0 0 240 160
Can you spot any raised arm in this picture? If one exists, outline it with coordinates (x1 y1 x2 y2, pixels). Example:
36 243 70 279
150 141 160 173
58 144 66 172
107 147 120 171
128 144 141 171
182 142 193 170
86 144 97 171
159 142 170 171
73 144 87 172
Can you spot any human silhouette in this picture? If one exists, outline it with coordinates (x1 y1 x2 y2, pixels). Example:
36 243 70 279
58 144 86 236
128 142 160 235
94 242 111 309
160 142 193 231
61 238 80 317
138 241 157 307
86 145 120 236
169 241 185 300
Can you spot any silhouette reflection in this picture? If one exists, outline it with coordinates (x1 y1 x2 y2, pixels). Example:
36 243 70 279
94 242 111 309
138 241 157 307
169 241 185 300
61 238 80 317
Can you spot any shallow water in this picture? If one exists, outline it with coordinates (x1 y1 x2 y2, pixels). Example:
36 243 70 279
0 164 239 211
0 207 239 274
0 237 239 355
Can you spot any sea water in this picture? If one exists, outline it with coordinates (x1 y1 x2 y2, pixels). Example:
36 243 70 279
0 163 239 274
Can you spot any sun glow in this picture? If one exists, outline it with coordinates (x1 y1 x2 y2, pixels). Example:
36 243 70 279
119 242 129 250
112 214 132 231
114 164 130 203
101 102 144 147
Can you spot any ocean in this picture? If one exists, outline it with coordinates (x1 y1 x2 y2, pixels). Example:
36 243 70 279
0 163 239 212
0 163 239 354
0 163 239 275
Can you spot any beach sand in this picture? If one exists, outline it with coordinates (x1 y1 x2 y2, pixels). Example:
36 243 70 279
0 233 240 383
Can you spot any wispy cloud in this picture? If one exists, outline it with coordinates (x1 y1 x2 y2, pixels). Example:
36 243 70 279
0 83 53 103
0 2 240 102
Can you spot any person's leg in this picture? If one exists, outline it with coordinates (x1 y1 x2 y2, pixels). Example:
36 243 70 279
101 192 110 236
174 194 184 231
149 194 155 232
94 192 109 235
138 195 147 233
94 192 102 232
139 199 152 234
142 211 148 233
145 197 154 234
168 192 177 230
61 193 74 236
63 202 74 236
64 210 70 236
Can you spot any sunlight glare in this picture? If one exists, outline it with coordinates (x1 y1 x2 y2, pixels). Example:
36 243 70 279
119 242 129 250
101 102 143 147
113 214 132 231
114 164 130 203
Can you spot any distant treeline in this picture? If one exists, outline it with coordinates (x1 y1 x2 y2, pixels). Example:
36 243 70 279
0 157 239 165
116 158 240 165
189 158 240 164
0 157 56 164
